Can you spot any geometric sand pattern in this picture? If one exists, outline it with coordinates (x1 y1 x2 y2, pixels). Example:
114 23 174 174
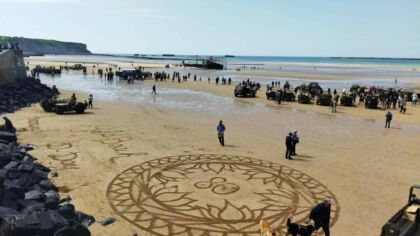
107 154 340 236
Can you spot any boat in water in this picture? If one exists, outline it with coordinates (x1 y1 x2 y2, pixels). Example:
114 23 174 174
182 57 225 70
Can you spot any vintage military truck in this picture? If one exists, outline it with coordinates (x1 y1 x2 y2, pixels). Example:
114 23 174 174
298 93 311 104
365 95 379 109
266 91 277 100
316 93 332 106
340 95 354 106
41 98 87 114
234 84 257 98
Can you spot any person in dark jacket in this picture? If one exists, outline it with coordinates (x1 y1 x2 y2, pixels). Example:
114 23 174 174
291 130 299 156
1 116 16 133
217 121 226 146
285 133 293 159
385 111 392 128
309 198 332 236
152 85 157 95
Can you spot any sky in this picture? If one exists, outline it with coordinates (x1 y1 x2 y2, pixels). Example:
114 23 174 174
0 0 419 57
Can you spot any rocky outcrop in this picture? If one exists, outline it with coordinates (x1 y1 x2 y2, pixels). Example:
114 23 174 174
0 120 94 236
0 36 91 55
0 77 59 114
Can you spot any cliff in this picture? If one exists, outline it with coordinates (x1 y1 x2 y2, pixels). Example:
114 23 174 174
0 36 91 55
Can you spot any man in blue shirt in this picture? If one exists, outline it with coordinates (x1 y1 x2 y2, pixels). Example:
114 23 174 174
217 120 226 146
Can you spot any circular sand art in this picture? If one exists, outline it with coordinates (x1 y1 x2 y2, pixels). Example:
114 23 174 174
107 154 340 236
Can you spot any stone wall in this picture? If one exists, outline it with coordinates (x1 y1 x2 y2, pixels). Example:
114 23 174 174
0 49 27 85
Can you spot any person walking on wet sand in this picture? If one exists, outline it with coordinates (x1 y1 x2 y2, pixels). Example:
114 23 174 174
152 85 156 95
385 111 392 128
285 132 293 160
309 198 332 236
217 120 226 146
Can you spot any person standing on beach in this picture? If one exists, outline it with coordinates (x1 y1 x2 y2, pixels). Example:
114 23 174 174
152 85 157 95
217 121 226 146
309 198 332 236
412 93 417 107
385 111 392 128
88 94 93 109
285 133 293 160
291 130 299 156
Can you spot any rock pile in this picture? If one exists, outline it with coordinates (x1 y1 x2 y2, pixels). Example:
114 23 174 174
0 119 94 235
0 77 59 114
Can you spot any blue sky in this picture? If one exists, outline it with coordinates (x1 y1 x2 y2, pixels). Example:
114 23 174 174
0 0 419 57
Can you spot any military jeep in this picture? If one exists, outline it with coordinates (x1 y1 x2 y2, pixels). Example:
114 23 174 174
365 95 379 109
298 93 311 104
41 98 87 114
316 94 332 106
380 185 420 236
340 95 354 107
234 84 257 98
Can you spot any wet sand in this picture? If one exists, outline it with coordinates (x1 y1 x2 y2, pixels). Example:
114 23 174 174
6 56 420 235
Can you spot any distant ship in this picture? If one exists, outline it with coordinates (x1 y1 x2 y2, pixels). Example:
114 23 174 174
162 54 175 57
225 55 235 58
182 57 225 70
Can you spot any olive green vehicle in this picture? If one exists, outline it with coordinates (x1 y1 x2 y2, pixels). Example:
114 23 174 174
41 98 87 114
381 185 420 236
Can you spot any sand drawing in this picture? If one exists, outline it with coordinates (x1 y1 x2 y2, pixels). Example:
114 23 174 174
28 116 40 132
107 154 340 236
91 126 147 163
46 143 79 170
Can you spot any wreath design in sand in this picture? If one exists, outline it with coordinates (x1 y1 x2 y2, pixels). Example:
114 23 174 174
107 154 340 236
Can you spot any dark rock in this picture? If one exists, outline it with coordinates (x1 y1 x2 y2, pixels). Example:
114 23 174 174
17 199 45 211
2 198 18 210
3 188 24 200
18 144 34 152
24 189 45 202
22 155 34 164
59 195 72 204
76 212 95 227
44 190 60 209
4 161 19 169
17 163 34 172
5 168 20 179
34 163 50 173
4 173 30 188
98 217 116 226
0 131 17 143
51 171 58 177
30 168 48 182
58 204 76 220
39 180 57 191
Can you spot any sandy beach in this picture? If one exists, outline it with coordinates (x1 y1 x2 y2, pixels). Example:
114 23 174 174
6 56 420 235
